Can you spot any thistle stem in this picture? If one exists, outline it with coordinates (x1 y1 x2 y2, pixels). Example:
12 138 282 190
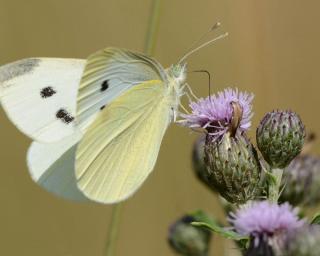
268 168 283 202
104 1 162 255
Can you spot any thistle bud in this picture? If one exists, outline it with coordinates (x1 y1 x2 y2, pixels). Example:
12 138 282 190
168 214 211 256
256 110 305 169
204 132 262 204
284 225 320 256
192 135 216 192
280 154 320 206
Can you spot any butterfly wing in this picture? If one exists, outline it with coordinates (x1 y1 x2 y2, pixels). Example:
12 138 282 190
76 47 167 130
26 131 89 201
24 47 168 202
76 80 172 203
0 58 85 142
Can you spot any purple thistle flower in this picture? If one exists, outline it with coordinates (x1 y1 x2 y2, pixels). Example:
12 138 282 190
180 88 254 140
229 201 304 248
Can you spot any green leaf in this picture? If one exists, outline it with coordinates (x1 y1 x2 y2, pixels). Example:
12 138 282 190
191 221 249 241
311 213 320 225
190 210 219 227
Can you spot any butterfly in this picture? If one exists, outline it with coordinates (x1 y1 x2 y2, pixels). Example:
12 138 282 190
0 48 189 203
0 29 227 204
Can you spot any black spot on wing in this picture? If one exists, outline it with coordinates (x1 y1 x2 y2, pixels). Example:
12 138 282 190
100 105 105 110
56 109 74 124
40 86 56 98
63 115 75 124
101 80 109 91
0 58 40 83
56 109 67 119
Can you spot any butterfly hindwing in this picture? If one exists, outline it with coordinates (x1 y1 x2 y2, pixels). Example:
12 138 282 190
0 58 85 142
75 80 172 203
27 131 89 201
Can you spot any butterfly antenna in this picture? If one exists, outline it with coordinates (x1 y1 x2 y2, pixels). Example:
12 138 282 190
193 70 212 97
178 32 228 64
181 22 221 58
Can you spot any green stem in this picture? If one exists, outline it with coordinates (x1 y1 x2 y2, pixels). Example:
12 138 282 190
105 203 123 256
104 1 162 255
144 0 162 55
268 168 283 202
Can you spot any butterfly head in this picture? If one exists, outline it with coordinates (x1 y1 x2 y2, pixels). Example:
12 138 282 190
167 63 187 86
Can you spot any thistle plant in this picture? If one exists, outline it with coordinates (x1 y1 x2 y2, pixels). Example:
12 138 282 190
181 88 262 204
168 87 320 256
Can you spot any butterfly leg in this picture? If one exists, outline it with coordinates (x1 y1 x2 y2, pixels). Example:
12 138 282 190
179 102 190 114
184 83 199 101
177 83 198 114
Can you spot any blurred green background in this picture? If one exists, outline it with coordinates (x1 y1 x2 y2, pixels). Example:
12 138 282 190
0 0 319 255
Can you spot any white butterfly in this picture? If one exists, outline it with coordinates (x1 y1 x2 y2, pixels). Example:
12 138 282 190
0 29 227 204
0 48 187 203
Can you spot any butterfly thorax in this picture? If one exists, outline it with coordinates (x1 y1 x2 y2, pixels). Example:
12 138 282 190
165 63 187 121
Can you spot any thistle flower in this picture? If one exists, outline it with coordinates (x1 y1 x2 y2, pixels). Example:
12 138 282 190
229 201 304 255
182 88 259 202
280 154 320 206
168 214 211 256
284 225 320 256
256 110 305 169
180 88 254 141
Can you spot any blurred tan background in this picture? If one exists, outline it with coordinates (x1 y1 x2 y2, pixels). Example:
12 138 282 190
0 0 320 255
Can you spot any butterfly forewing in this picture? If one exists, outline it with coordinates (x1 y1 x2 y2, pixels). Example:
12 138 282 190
0 58 85 143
